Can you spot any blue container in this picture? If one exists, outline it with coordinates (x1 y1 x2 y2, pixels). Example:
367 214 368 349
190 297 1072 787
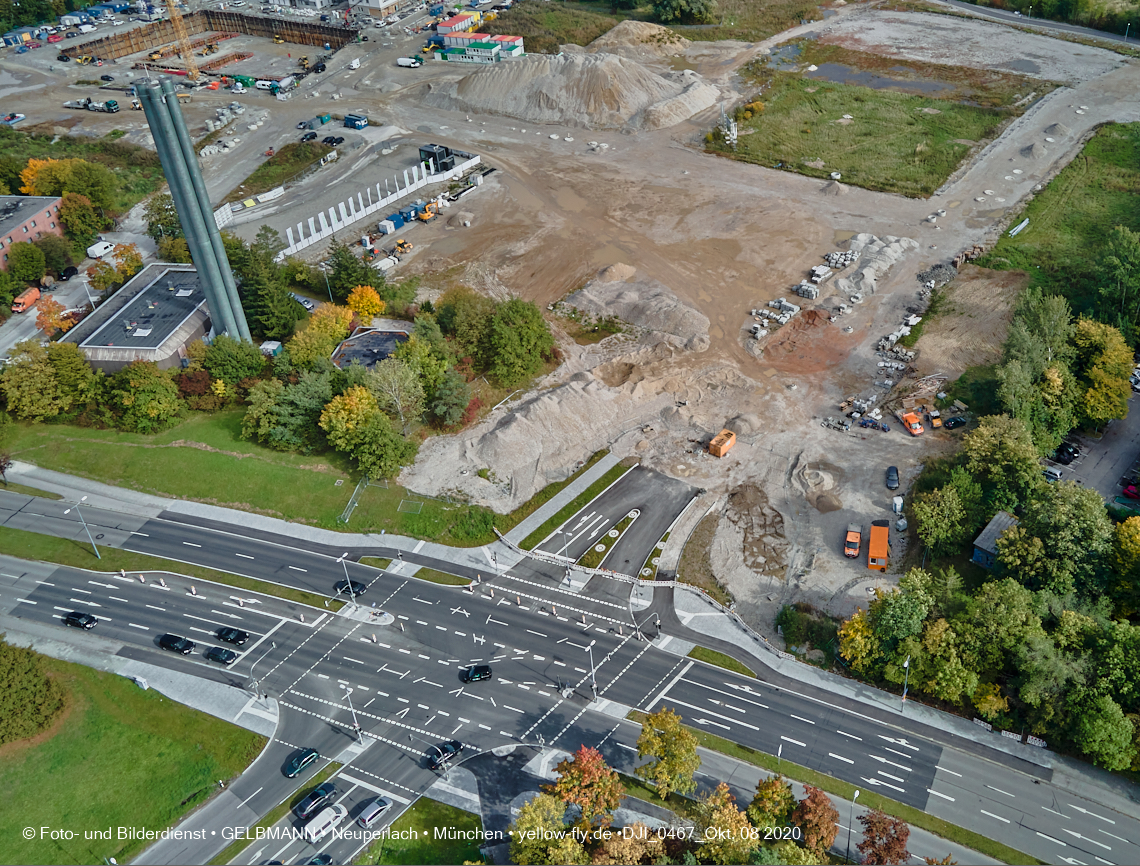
387 214 405 228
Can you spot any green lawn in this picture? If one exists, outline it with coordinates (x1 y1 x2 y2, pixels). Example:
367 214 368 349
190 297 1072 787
0 658 265 866
520 462 632 550
977 122 1140 317
0 481 61 500
222 141 334 204
688 646 757 678
356 798 483 865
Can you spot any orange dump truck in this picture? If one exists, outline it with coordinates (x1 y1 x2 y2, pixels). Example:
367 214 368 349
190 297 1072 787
11 286 40 313
867 519 891 572
708 429 736 457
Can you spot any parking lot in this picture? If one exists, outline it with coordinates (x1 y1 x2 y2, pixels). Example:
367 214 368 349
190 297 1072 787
1043 392 1140 507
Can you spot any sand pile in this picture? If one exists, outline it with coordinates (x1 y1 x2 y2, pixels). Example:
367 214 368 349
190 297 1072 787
1044 122 1070 136
820 180 848 195
833 233 919 297
1021 142 1048 159
566 269 711 351
422 52 716 129
587 20 689 59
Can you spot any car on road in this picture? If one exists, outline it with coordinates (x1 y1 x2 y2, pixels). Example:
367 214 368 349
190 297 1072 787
301 131 317 142
65 31 79 37
306 856 332 866
100 74 114 81
356 796 392 829
63 610 97 629
285 747 320 778
460 664 492 683
335 579 367 597
943 416 967 430
426 740 464 771
216 626 249 645
294 781 337 820
204 646 238 665
885 466 899 490
289 291 316 312
158 633 195 654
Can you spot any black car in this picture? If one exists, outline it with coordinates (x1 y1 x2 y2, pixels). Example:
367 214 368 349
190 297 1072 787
294 781 337 820
57 53 70 61
285 747 320 778
335 579 367 597
426 740 464 771
301 131 318 142
100 74 114 81
65 31 79 37
312 62 326 73
460 664 492 683
158 633 195 654
886 466 900 490
1058 442 1081 459
59 265 78 281
205 646 238 665
306 857 332 866
943 416 967 430
321 135 337 145
1051 448 1075 466
331 136 344 146
63 610 97 630
216 627 249 646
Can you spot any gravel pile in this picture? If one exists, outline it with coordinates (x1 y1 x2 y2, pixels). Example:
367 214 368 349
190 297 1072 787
917 263 957 287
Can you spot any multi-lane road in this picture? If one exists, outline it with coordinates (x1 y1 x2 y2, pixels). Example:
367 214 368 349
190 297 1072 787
3 472 1140 866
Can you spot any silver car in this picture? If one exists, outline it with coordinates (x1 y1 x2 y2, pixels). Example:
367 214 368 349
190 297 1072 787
357 796 392 829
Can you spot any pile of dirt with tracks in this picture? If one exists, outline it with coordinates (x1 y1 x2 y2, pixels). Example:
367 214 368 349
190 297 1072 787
586 20 690 60
422 52 718 130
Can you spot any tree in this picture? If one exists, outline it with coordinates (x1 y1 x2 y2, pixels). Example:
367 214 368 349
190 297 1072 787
1072 695 1136 771
484 298 554 387
319 385 417 478
696 782 753 866
235 256 302 341
21 157 116 211
395 334 449 398
544 745 624 829
58 192 105 247
1003 289 1074 376
346 284 385 321
1072 317 1132 427
508 793 586 866
653 0 717 24
746 774 795 829
157 236 192 264
87 259 118 295
287 304 353 369
857 808 911 865
33 234 73 276
109 361 183 433
35 294 67 334
326 238 382 302
0 340 64 421
972 682 1009 721
0 639 65 746
113 243 143 284
790 786 838 855
430 368 471 427
957 578 1043 673
920 618 978 705
590 823 663 865
242 371 332 453
961 415 1042 512
839 608 883 674
7 241 45 284
0 453 11 484
912 486 968 555
871 588 931 648
1014 633 1088 725
203 335 266 386
635 706 700 798
1018 481 1114 595
144 192 182 241
319 385 380 450
995 525 1050 590
437 287 495 359
367 357 425 435
1099 225 1140 331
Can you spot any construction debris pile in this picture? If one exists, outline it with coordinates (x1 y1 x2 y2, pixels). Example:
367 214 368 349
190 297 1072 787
916 262 957 291
952 244 985 268
748 297 801 338
834 234 919 297
795 248 862 300
203 101 248 133
878 314 923 350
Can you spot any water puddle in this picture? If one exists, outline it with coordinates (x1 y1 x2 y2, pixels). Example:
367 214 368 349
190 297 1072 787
669 57 697 72
766 43 803 71
999 58 1041 74
805 63 954 94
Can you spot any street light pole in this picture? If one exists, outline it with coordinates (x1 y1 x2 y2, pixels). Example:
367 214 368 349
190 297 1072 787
336 552 358 610
901 655 911 710
846 789 860 864
342 685 362 742
322 269 333 302
64 496 100 559
247 640 276 696
586 640 597 697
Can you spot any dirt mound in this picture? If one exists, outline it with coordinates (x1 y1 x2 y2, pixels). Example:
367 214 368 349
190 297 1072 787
421 52 716 129
726 413 763 436
820 180 848 195
794 459 846 513
1044 122 1070 136
567 276 710 350
587 20 689 56
597 262 636 283
721 484 789 576
447 210 475 228
1021 142 1048 159
834 233 919 297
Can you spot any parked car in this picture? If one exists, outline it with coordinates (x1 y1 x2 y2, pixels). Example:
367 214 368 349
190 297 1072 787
301 131 317 142
57 53 71 61
356 796 392 829
426 740 464 771
459 664 492 683
321 135 337 145
294 781 337 820
204 646 238 665
335 579 367 597
943 416 967 430
285 747 320 778
59 266 79 281
1043 467 1063 483
63 610 97 629
1125 484 1140 500
1052 448 1074 465
158 633 195 654
100 74 114 81
216 627 249 645
296 120 309 129
289 291 316 311
885 466 899 490
330 136 344 146
312 62 325 73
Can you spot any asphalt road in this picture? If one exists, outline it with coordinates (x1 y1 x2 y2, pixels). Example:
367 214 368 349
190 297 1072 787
937 0 1134 43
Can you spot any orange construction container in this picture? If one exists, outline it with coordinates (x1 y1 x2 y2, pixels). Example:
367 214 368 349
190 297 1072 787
867 519 891 572
708 429 736 457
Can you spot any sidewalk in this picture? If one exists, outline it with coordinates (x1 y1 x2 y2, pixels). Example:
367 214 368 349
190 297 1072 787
502 451 624 546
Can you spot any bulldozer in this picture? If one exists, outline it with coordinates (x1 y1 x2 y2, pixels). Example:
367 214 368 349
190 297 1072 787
200 42 218 56
272 34 284 44
391 239 412 255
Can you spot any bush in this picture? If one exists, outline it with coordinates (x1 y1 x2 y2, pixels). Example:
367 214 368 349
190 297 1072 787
776 603 840 652
0 638 66 746
7 241 45 284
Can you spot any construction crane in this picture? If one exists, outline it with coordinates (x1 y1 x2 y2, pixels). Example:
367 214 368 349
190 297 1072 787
168 3 199 81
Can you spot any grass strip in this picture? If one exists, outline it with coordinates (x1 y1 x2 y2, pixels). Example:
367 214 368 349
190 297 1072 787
495 449 608 537
409 566 470 586
639 530 668 579
356 797 482 864
222 141 334 204
687 646 757 678
0 524 339 610
0 657 266 866
626 712 1043 866
578 511 635 569
520 462 632 551
207 762 341 866
0 481 62 499
359 556 393 571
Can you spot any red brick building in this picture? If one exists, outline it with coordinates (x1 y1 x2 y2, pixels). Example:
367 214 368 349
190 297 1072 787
0 195 65 271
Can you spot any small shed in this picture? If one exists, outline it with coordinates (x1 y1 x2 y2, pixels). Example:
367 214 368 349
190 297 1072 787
972 511 1018 570
708 429 736 457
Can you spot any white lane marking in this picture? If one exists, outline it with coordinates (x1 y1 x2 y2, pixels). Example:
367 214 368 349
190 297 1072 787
1042 806 1070 819
16 598 36 604
937 766 962 777
71 599 100 606
1071 806 1115 824
1062 830 1111 851
145 604 166 612
235 786 263 810
34 580 55 586
877 771 905 783
1036 832 1067 846
980 810 1010 824
828 753 854 764
665 697 759 730
503 705 524 713
1098 830 1128 844
131 531 149 537
182 541 201 547
235 553 254 559
344 657 364 665
927 789 955 802
790 714 815 724
837 730 862 741
871 755 912 773
986 785 1015 798
89 581 116 588
338 773 411 804
128 623 149 630
780 736 806 747
645 660 694 709
526 630 547 637
288 566 307 572
70 588 92 594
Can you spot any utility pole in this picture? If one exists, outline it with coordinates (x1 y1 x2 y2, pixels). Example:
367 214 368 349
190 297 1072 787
846 790 860 864
586 640 597 697
247 641 276 696
64 496 100 559
336 552 358 610
343 685 362 742
901 655 911 710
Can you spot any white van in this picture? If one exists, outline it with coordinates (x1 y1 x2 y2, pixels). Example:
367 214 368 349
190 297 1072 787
254 80 274 91
78 23 97 33
87 240 115 259
304 804 347 843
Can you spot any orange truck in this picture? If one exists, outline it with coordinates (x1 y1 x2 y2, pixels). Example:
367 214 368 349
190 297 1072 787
867 519 891 572
844 524 862 559
11 286 40 313
901 412 925 436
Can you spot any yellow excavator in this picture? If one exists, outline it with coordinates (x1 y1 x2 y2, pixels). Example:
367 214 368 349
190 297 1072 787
298 55 310 70
200 42 218 56
415 203 438 222
148 50 164 61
